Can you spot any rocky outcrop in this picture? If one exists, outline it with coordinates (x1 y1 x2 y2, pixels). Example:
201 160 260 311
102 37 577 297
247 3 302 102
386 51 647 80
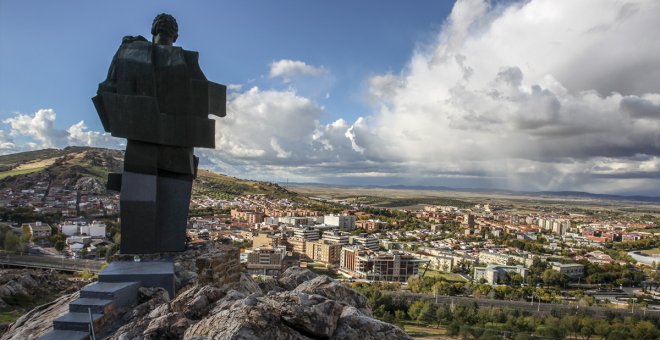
278 267 318 290
4 246 411 340
1 292 79 340
73 176 105 194
0 269 87 312
294 275 371 316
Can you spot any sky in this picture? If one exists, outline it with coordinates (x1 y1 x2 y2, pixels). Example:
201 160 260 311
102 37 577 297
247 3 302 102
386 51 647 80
1 0 659 196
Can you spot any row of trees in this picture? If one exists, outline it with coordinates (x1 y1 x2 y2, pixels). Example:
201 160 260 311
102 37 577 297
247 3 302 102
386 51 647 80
353 282 660 340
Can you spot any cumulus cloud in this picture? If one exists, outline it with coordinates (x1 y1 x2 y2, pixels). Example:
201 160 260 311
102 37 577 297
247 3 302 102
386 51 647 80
269 59 326 82
1 109 122 152
198 0 660 194
67 121 123 149
336 0 660 194
4 109 68 148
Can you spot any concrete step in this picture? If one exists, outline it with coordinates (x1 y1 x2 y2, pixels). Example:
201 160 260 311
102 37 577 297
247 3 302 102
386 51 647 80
80 281 139 307
69 297 114 314
52 312 103 332
38 329 89 340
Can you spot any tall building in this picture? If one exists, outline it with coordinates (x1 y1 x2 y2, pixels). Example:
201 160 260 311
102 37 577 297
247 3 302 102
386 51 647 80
340 245 365 273
463 214 475 228
349 233 379 251
324 214 356 229
287 236 307 254
292 227 319 241
322 230 349 245
246 246 286 276
343 250 426 282
305 240 342 265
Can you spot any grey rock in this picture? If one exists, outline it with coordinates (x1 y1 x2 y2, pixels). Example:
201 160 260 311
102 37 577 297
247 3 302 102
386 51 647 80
294 275 371 315
143 312 190 340
184 300 312 340
331 306 412 340
74 176 106 194
262 291 343 338
0 292 79 340
209 290 245 314
278 267 318 290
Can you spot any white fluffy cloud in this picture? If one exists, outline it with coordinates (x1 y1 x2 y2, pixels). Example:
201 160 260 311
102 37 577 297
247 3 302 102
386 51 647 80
201 0 660 194
339 0 660 194
1 109 121 152
269 59 326 82
4 109 68 148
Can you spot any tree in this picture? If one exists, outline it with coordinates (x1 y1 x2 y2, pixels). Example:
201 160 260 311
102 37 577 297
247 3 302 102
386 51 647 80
417 300 437 324
593 320 610 339
631 321 657 340
408 300 425 321
4 230 19 252
394 309 407 321
54 240 65 251
542 269 567 287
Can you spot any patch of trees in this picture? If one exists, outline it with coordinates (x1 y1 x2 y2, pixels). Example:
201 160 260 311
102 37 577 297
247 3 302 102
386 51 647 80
0 225 29 253
353 282 660 340
582 262 645 286
610 238 660 251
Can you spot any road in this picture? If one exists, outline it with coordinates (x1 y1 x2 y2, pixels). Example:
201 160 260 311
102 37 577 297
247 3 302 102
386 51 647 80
0 253 105 273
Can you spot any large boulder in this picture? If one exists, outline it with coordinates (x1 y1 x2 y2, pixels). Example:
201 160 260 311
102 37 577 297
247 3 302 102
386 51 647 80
261 291 344 338
1 292 79 340
278 267 318 290
331 306 411 340
184 297 312 340
142 312 190 339
171 285 225 320
294 275 371 315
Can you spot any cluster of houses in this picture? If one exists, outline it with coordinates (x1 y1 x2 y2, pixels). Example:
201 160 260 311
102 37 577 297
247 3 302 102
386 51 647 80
0 186 118 218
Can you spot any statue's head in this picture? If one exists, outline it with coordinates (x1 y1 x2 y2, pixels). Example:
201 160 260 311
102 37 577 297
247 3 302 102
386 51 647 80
151 13 178 46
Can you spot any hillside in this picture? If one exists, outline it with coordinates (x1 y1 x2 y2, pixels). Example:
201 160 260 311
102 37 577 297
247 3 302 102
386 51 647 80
0 147 294 199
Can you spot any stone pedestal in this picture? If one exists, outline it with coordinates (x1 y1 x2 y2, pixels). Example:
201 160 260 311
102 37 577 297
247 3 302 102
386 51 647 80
99 260 176 298
196 245 240 286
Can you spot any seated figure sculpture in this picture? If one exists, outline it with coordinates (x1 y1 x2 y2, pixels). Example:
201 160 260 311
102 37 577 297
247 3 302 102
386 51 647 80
93 13 225 254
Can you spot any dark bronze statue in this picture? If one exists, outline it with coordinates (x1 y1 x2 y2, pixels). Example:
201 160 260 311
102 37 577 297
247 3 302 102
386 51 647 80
93 13 225 254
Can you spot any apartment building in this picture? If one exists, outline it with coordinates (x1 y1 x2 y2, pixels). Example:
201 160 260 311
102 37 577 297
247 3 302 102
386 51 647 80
324 214 356 229
305 239 342 265
321 230 349 245
349 233 379 251
246 246 286 276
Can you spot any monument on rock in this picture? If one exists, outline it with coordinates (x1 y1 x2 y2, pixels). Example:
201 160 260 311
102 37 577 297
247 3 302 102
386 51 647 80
40 14 227 339
93 13 226 254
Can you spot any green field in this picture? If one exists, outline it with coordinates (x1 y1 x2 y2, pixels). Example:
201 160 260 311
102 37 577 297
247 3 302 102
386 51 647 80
424 270 468 282
0 167 43 179
641 247 660 255
402 322 451 339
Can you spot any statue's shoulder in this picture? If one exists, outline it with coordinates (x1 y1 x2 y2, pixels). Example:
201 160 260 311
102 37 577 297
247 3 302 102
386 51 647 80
121 35 148 45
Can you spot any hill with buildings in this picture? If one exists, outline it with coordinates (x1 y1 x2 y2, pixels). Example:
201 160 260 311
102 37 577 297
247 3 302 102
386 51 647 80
0 147 294 199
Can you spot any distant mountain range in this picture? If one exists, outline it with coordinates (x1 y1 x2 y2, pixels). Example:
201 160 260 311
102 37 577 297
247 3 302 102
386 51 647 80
0 147 293 199
286 183 660 204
